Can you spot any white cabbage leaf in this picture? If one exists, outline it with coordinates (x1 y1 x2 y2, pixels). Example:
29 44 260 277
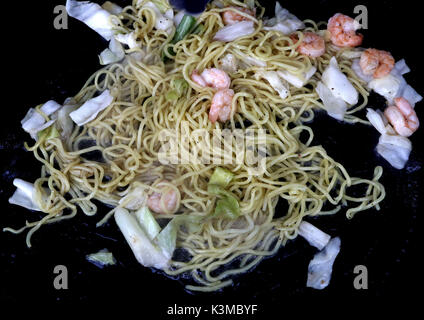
8 179 43 211
114 207 170 269
99 37 125 65
143 2 174 35
66 0 116 40
218 53 239 74
298 221 331 251
263 2 304 35
367 59 422 106
119 185 148 210
21 100 62 140
277 66 316 88
69 90 114 126
307 237 341 290
257 71 289 99
315 81 347 121
322 57 359 105
214 21 255 42
377 134 412 170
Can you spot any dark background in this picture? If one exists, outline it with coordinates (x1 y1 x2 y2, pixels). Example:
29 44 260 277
0 0 422 312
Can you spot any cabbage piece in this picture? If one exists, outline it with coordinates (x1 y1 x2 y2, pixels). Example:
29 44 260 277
207 184 241 219
143 2 174 35
298 221 331 251
69 90 114 126
340 48 364 60
209 167 234 188
99 37 125 65
86 249 116 267
257 71 289 99
66 0 115 40
277 66 316 88
368 59 422 106
368 74 401 103
213 21 255 42
114 207 169 269
366 108 395 135
156 219 178 259
115 31 139 49
351 59 373 83
119 186 148 210
307 237 341 290
55 98 78 145
115 206 202 269
135 206 161 240
235 51 267 68
263 2 304 35
101 1 123 15
322 57 359 105
315 81 347 121
21 100 62 140
218 53 239 74
37 125 60 142
377 134 412 170
8 179 41 211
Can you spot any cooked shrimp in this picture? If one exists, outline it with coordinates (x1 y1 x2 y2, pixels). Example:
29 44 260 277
327 13 363 47
384 97 419 137
191 68 231 90
191 70 207 87
290 32 326 58
209 89 235 123
360 48 395 79
147 181 180 215
222 6 255 25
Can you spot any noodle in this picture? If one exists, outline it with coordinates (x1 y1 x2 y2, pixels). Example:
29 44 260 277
5 0 385 291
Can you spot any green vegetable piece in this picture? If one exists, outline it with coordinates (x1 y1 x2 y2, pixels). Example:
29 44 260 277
37 125 60 142
86 249 116 268
163 15 196 60
172 15 197 44
209 167 234 188
214 194 240 220
135 206 161 241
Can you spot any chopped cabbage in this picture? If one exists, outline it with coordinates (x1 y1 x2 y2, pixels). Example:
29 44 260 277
21 100 62 140
99 37 125 65
257 71 289 99
377 134 412 170
69 90 114 126
315 81 347 121
307 237 341 290
298 221 331 251
263 2 304 35
66 0 115 40
143 2 174 35
86 249 116 267
8 179 41 211
277 66 317 88
214 21 255 42
322 57 359 105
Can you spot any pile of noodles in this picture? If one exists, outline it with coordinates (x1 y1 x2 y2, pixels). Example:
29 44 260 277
6 0 385 291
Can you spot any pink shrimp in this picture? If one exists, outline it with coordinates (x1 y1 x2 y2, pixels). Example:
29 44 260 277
359 48 395 79
209 89 235 123
384 97 419 137
290 32 326 58
222 6 255 25
190 68 231 90
327 13 363 47
147 181 180 215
